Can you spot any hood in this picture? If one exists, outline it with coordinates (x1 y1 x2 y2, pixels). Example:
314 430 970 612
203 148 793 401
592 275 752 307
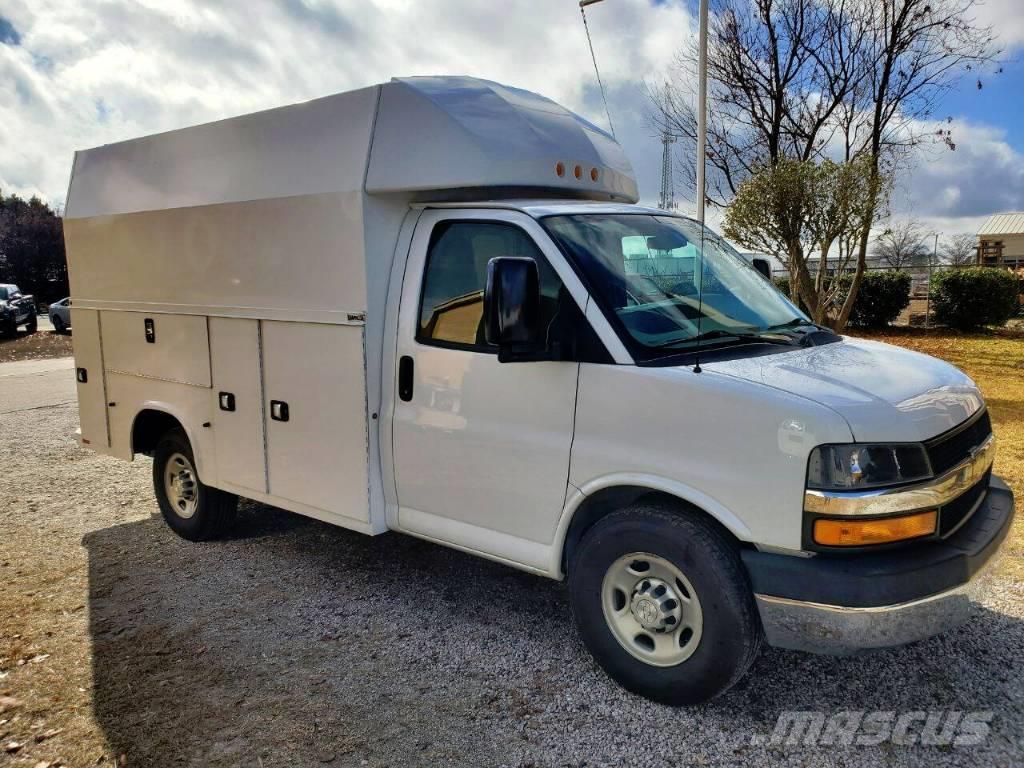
704 337 983 442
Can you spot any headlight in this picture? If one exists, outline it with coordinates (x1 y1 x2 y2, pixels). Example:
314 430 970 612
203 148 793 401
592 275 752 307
807 443 932 490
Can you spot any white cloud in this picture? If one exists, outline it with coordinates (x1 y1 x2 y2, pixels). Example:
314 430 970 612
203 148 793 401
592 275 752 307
0 0 693 207
893 120 1024 236
974 0 1024 48
2 0 1020 241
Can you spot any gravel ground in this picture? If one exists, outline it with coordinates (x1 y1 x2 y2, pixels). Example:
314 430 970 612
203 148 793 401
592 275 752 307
1 359 1022 767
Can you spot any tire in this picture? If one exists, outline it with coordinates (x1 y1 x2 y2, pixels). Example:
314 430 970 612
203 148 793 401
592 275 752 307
51 315 65 333
568 501 762 706
153 427 237 541
24 316 37 333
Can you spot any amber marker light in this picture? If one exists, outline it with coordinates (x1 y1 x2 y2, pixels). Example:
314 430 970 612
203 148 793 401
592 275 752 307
590 167 600 182
574 165 583 179
813 510 937 547
555 161 565 177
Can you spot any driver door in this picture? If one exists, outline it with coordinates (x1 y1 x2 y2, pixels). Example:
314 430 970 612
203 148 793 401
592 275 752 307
391 209 581 571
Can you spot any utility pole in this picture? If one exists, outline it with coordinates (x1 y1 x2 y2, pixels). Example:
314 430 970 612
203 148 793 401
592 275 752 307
695 0 709 224
659 129 676 210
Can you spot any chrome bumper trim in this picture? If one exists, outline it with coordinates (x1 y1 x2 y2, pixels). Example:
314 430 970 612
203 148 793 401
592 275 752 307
754 532 1009 655
804 434 995 517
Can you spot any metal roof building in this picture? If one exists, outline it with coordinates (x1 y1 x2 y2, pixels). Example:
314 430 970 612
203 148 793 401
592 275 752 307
976 212 1024 270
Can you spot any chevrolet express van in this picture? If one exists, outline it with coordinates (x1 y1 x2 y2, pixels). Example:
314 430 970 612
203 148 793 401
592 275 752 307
63 76 1014 705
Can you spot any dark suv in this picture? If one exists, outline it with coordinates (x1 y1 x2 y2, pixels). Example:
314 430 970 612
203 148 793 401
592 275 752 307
0 284 37 336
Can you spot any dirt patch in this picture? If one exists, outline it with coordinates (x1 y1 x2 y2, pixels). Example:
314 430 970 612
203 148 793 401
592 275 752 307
0 329 72 363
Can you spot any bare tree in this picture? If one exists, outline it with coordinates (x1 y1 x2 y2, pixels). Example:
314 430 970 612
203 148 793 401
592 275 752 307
651 0 998 331
873 218 930 270
649 0 870 208
941 232 978 266
816 0 996 327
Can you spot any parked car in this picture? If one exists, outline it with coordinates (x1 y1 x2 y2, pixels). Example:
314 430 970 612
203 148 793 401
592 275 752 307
63 76 1014 706
49 297 72 333
0 284 37 336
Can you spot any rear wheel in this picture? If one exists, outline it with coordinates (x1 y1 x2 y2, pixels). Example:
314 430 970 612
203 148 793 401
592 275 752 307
153 427 237 541
568 501 762 706
24 317 37 333
51 315 65 333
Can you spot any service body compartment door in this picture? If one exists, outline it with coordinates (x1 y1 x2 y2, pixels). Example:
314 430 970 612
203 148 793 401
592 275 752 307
209 317 267 494
262 321 369 523
70 308 109 448
101 311 211 386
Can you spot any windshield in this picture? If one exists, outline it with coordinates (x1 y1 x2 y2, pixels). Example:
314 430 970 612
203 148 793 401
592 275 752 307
542 214 806 359
0 286 15 300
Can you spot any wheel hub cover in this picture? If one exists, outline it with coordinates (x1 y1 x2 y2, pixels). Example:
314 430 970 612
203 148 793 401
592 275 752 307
629 578 681 632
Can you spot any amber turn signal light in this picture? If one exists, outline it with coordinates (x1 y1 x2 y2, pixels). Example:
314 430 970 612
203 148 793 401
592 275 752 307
813 510 937 547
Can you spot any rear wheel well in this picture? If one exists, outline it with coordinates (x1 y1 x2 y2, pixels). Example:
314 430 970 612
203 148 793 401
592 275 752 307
561 486 744 576
132 409 184 456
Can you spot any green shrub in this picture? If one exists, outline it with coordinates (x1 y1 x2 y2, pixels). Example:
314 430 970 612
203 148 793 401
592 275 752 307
771 271 910 327
772 276 791 297
931 267 1019 330
838 271 912 328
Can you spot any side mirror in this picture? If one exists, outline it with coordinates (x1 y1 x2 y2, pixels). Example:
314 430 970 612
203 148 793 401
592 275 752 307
752 257 772 280
484 257 541 355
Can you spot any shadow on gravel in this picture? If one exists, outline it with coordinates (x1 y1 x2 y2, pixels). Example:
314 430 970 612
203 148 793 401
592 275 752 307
85 505 566 767
85 507 1023 767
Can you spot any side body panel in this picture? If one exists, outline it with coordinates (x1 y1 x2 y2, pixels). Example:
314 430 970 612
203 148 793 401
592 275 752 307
106 372 216 474
70 308 109 448
209 317 267 495
262 321 370 526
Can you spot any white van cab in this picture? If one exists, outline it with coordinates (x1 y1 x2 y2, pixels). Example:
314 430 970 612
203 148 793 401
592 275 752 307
64 77 1014 705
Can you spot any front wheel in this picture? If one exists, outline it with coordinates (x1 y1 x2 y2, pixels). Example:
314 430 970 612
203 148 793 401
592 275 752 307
153 427 237 541
51 315 65 333
24 317 37 333
568 502 762 706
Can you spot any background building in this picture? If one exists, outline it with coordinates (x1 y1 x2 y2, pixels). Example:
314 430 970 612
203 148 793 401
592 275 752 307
977 213 1024 271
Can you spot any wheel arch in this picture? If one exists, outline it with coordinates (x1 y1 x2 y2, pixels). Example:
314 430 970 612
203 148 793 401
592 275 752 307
129 404 211 479
552 474 754 579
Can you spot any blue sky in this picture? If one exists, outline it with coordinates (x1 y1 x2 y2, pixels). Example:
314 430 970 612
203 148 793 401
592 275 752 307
944 56 1024 148
1 0 1022 238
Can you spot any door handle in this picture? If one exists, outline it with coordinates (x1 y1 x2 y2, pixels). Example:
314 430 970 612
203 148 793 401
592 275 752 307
398 356 414 402
270 400 289 422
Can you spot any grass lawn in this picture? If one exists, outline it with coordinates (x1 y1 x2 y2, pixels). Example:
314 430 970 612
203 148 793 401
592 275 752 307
850 327 1024 577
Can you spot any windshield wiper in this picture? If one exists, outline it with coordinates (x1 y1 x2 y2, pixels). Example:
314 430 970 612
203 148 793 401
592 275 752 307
763 317 828 333
654 328 799 350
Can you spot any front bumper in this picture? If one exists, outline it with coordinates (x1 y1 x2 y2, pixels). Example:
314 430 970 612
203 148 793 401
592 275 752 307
745 475 1014 655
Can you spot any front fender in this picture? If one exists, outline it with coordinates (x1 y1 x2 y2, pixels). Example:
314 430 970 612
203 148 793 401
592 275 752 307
547 472 756 578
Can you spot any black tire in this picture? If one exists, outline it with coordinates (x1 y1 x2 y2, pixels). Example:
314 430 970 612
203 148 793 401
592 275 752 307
51 315 65 333
568 501 762 706
153 427 237 541
24 316 37 333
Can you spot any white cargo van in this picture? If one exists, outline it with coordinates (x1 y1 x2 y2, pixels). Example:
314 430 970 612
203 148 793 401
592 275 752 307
64 76 1014 705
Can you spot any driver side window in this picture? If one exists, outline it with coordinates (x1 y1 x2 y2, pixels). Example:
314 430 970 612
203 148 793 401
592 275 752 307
417 221 563 351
